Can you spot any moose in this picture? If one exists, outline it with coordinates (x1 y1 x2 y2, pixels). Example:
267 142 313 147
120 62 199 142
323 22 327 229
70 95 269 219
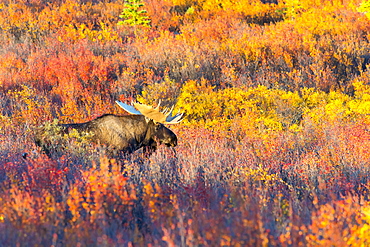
35 101 183 156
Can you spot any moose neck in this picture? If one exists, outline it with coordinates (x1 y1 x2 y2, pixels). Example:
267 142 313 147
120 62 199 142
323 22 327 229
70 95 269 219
142 119 157 146
124 115 154 147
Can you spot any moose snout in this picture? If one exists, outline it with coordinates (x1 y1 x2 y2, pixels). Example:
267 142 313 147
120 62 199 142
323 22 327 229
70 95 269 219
163 136 177 147
166 138 177 147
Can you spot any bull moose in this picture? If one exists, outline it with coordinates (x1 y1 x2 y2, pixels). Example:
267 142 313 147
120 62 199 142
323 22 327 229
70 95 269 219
35 101 183 156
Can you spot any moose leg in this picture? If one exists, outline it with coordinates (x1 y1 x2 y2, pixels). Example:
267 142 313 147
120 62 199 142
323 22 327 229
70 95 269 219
142 141 157 157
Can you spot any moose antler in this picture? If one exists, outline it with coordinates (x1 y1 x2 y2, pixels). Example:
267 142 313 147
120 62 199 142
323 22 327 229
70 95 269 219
116 101 183 124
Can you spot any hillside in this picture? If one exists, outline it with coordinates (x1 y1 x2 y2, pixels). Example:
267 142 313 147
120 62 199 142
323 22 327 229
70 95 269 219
1 0 370 245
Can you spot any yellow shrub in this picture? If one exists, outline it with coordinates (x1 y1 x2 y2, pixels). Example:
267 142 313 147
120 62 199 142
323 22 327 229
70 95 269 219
59 22 121 42
358 0 370 19
176 79 216 123
8 85 52 126
347 202 370 246
346 79 370 122
150 76 370 136
165 0 195 8
239 164 283 183
138 76 180 106
176 81 304 136
301 81 370 126
353 78 370 98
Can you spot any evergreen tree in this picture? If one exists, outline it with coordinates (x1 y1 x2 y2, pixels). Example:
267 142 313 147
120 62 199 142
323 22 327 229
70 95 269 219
118 0 151 28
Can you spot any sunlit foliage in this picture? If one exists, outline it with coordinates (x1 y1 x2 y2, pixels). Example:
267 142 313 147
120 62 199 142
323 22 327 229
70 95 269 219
0 0 370 245
118 0 151 27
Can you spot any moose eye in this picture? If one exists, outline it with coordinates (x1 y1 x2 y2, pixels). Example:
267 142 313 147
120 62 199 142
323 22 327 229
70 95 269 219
155 124 161 131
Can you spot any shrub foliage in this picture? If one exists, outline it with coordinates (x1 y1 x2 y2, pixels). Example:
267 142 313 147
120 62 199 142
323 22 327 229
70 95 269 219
1 0 370 245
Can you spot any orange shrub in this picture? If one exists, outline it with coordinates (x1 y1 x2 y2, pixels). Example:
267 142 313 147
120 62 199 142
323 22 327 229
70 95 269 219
0 0 370 246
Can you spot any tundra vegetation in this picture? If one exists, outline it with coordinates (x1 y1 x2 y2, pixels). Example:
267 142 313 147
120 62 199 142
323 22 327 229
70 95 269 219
1 0 370 245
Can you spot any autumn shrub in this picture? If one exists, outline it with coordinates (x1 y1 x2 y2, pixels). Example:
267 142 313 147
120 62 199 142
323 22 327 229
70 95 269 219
0 0 125 42
0 0 370 246
347 199 370 246
1 118 370 245
35 119 97 160
176 80 304 136
128 28 224 85
137 75 181 106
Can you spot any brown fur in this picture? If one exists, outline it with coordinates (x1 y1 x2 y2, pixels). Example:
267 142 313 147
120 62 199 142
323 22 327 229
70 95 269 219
35 114 178 155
